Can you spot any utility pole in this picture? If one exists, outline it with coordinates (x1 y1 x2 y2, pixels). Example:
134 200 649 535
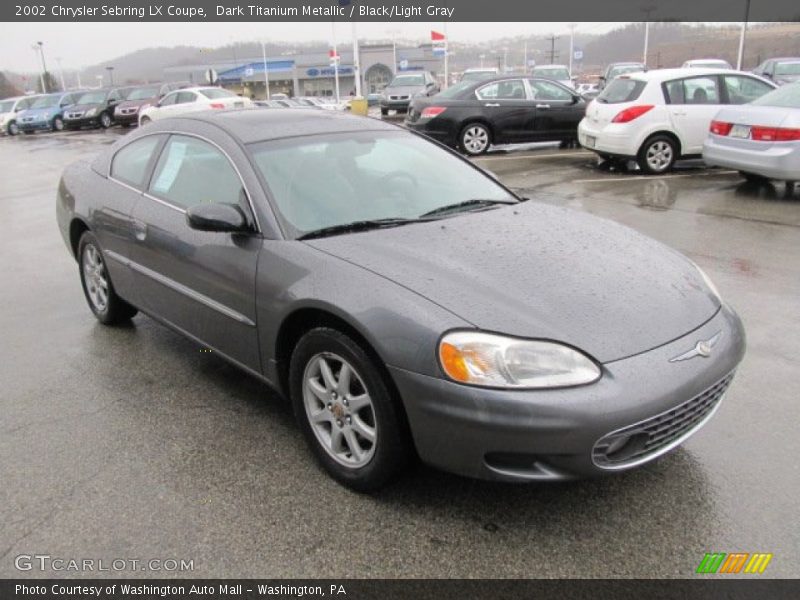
106 66 114 86
737 0 751 70
261 41 270 100
568 24 576 75
331 21 340 103
546 35 559 64
33 41 47 93
642 6 656 67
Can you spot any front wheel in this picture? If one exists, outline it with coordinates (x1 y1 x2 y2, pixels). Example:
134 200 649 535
289 327 412 491
139 116 151 126
460 123 491 156
7 121 19 136
52 116 64 131
637 135 677 174
78 232 138 325
99 112 112 129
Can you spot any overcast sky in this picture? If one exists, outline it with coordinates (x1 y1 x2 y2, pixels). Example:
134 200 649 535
1 22 625 72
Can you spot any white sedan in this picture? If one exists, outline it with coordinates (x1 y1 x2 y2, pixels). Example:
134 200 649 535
578 68 775 173
139 87 251 125
703 82 800 184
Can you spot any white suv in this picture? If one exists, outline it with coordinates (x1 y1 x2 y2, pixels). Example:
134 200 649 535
578 68 776 173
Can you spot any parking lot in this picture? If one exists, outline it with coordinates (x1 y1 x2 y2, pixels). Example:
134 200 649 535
1 127 798 578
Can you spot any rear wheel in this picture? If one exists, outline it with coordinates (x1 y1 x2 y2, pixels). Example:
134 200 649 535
739 171 769 184
78 232 138 325
99 112 112 129
289 327 411 491
637 135 677 174
460 123 491 156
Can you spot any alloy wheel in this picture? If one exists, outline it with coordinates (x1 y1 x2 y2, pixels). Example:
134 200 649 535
8 122 19 136
53 117 64 131
462 125 489 154
302 352 377 468
645 140 673 172
100 113 112 128
82 244 109 312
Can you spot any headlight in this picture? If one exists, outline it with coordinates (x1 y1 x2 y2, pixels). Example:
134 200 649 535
438 331 601 389
693 263 721 301
85 108 97 117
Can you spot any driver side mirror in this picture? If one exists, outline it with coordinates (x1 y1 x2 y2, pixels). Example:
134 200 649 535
186 203 247 233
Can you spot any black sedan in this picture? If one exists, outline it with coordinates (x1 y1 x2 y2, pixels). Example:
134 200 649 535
406 77 587 155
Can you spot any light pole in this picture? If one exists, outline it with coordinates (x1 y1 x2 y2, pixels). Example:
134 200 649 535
32 41 47 92
568 24 576 76
106 66 114 86
736 0 751 70
642 6 656 67
55 57 66 90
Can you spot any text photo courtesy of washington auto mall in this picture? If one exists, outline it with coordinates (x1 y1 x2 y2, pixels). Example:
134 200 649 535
1 0 799 597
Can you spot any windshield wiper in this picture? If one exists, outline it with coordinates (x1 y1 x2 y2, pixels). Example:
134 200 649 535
419 199 515 219
297 218 421 240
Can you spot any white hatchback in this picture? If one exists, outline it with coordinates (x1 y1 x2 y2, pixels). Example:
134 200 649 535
578 68 776 173
138 87 251 125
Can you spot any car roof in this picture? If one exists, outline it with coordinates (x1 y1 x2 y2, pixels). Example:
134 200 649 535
622 67 746 82
685 59 730 64
170 108 399 144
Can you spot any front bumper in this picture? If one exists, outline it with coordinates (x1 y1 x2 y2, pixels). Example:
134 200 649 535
381 98 412 111
703 136 800 181
64 114 101 128
389 304 745 482
18 118 52 132
114 110 141 125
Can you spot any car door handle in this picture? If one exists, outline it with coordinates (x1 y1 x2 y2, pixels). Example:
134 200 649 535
132 220 147 242
673 111 687 116
484 103 500 107
536 104 551 109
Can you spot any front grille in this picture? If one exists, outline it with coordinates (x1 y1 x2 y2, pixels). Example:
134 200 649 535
22 117 35 122
66 111 84 119
119 107 138 115
592 372 735 469
389 95 409 101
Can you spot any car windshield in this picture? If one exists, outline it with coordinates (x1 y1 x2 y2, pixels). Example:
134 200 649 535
750 82 800 108
249 130 516 238
596 78 646 103
535 68 570 80
30 95 60 109
461 71 496 82
77 91 107 104
127 86 161 100
608 65 644 79
0 100 15 112
436 80 474 99
775 62 800 76
389 74 425 87
199 88 236 99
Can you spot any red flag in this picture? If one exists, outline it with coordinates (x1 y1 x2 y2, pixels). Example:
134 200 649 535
328 49 339 58
431 30 445 41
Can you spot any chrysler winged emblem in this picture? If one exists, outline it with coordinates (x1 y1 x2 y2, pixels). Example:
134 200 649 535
669 332 722 362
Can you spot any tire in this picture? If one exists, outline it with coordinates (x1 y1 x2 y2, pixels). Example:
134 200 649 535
77 231 138 325
380 108 388 116
99 112 112 129
739 171 768 184
289 327 411 491
139 116 151 126
7 121 19 136
52 116 64 131
637 134 677 174
459 122 491 156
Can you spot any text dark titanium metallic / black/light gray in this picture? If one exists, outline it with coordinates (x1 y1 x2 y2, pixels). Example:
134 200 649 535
56 108 746 491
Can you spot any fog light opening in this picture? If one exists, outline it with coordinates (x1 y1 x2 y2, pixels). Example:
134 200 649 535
604 433 649 462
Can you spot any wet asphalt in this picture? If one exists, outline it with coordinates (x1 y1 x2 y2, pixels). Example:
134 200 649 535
0 128 798 579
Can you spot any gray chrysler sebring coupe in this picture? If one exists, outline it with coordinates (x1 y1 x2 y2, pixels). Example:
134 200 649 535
57 109 745 490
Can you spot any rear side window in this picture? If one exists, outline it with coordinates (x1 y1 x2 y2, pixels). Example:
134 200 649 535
596 79 646 104
149 135 243 210
723 75 774 104
664 76 720 105
176 92 197 104
111 135 162 188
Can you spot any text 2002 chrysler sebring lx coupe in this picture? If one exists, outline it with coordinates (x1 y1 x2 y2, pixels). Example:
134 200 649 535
57 109 745 490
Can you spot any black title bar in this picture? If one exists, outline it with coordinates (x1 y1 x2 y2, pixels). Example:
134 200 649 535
4 0 800 22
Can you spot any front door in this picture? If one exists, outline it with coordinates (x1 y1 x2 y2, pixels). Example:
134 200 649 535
526 79 582 141
129 134 262 371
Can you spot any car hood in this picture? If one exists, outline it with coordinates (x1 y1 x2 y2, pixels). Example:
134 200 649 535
385 85 425 96
117 97 157 109
67 103 105 112
305 201 719 363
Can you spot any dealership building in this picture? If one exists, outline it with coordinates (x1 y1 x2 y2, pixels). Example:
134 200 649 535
162 44 444 98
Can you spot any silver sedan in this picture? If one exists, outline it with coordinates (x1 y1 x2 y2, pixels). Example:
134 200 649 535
703 82 800 183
